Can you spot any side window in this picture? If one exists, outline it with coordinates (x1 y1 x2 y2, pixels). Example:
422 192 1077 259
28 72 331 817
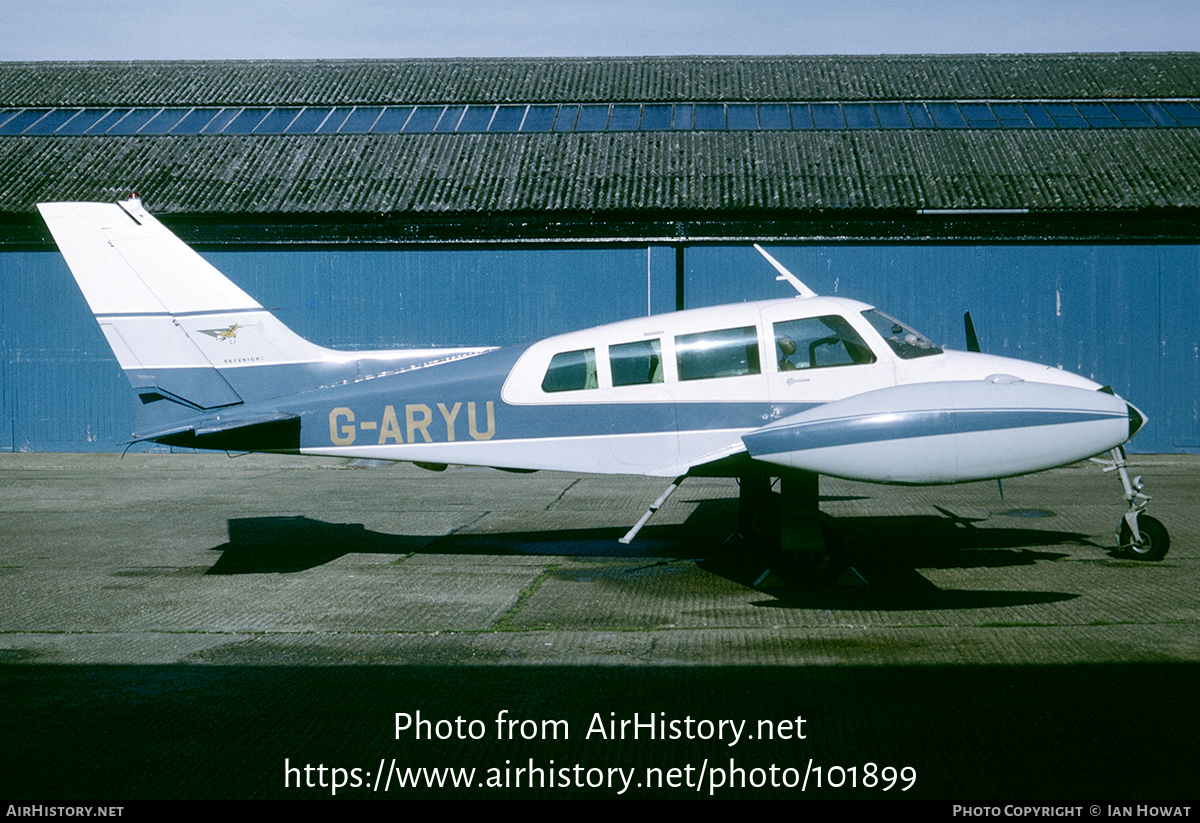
773 316 877 371
611 339 663 386
542 348 598 392
676 326 761 381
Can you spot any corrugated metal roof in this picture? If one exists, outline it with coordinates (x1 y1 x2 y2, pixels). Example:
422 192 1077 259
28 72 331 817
3 129 1197 215
1 55 1199 234
5 54 1200 107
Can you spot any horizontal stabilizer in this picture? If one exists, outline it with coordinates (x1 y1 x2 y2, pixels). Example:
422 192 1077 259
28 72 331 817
142 411 302 453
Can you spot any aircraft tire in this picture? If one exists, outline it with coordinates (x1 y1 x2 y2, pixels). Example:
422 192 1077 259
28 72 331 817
1119 513 1170 561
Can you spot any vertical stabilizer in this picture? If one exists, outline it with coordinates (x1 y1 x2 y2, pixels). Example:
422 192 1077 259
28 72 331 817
40 198 493 441
38 198 254 411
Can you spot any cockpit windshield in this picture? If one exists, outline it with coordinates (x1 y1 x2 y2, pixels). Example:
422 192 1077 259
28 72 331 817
861 309 943 359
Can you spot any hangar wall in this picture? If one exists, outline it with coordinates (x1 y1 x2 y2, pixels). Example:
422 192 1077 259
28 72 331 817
2 243 1196 454
684 243 1200 455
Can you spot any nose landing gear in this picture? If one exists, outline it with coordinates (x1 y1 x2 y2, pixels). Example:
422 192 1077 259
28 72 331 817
1092 447 1170 561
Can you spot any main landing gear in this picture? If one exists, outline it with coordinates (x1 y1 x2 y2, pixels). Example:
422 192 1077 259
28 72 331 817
734 470 861 587
1092 446 1171 561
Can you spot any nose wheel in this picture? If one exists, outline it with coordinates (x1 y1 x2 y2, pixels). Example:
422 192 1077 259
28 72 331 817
1118 512 1170 561
1093 447 1170 561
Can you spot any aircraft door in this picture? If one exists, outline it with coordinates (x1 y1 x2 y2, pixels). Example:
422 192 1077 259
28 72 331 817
761 304 896 412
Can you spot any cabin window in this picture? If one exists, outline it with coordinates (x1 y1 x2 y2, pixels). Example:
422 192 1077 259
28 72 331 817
675 326 761 381
861 309 943 359
541 348 598 392
773 316 877 371
611 339 663 386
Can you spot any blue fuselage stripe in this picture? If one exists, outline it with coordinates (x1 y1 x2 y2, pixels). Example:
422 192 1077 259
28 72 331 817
744 408 1124 456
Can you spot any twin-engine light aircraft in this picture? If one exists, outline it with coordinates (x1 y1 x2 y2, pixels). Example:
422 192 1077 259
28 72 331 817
38 197 1169 579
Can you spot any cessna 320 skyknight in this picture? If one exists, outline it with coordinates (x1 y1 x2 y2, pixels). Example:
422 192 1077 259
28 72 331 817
38 197 1169 579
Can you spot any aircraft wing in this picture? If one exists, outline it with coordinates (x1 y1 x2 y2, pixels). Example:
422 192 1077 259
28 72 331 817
661 440 751 478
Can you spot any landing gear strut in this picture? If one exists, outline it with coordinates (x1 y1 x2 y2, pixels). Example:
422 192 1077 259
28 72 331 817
734 470 862 587
1092 446 1170 561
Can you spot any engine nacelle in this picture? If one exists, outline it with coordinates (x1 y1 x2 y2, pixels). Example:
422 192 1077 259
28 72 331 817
743 378 1140 484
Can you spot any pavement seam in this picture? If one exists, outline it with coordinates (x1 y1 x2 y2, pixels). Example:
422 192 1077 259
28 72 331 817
490 565 558 631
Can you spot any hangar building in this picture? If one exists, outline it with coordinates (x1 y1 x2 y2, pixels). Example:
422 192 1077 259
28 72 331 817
1 54 1199 453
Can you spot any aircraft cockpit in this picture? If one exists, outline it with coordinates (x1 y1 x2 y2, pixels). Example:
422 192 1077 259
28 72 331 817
772 314 878 371
859 308 943 359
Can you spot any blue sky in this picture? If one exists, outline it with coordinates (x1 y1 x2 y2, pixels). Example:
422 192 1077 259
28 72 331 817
2 0 1198 60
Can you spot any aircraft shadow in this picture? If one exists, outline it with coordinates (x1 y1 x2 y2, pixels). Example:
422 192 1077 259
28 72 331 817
206 516 432 574
704 506 1095 609
206 504 1093 610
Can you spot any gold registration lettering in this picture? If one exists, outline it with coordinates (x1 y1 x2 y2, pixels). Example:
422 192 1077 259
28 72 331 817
468 401 495 441
406 404 434 443
329 407 356 446
437 402 462 442
378 405 403 444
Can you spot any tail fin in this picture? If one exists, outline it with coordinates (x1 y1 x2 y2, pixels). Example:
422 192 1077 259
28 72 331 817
39 198 485 443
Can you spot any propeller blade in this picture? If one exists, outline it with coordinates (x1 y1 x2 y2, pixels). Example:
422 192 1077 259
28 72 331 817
964 311 982 353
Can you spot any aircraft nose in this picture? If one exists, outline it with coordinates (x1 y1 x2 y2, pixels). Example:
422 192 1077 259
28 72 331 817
1127 402 1147 439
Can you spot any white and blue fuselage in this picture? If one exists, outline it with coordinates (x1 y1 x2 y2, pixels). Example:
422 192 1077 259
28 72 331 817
37 198 1142 489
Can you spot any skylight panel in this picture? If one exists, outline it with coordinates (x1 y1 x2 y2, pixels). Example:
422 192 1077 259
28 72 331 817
1107 102 1155 127
991 103 1032 128
810 103 845 129
576 105 609 132
1161 102 1200 126
370 106 413 132
0 109 50 134
403 106 444 133
1020 104 1056 128
905 104 934 128
553 105 579 131
285 107 333 133
789 104 814 129
104 108 161 135
672 104 694 130
873 103 910 129
520 105 557 132
842 103 877 129
757 104 791 130
435 107 466 132
694 104 725 130
339 107 383 133
959 103 1000 128
726 104 758 130
457 105 495 132
926 103 966 128
24 108 81 134
1045 103 1087 128
609 104 640 131
489 105 526 132
199 108 239 134
223 108 271 134
640 104 671 130
315 108 352 133
250 107 302 133
53 108 112 135
173 108 222 134
1076 103 1120 128
136 108 189 135
1141 102 1178 126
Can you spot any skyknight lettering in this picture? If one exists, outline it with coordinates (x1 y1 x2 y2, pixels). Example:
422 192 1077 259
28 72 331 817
328 401 495 446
